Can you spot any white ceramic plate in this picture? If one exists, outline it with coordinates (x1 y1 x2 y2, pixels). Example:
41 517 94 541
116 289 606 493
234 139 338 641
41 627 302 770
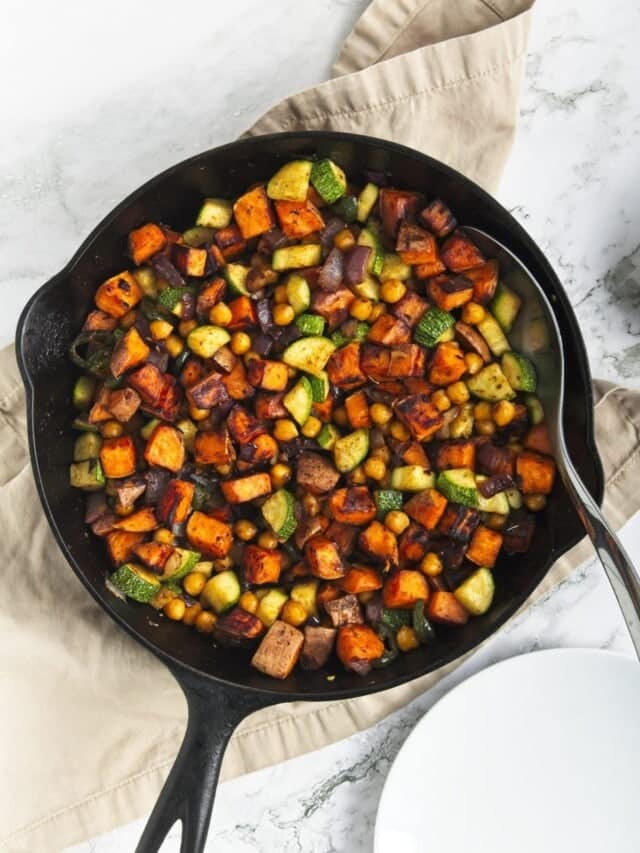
375 649 640 853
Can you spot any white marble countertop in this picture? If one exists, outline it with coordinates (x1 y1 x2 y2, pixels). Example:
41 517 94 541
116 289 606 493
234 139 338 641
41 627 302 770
3 0 639 850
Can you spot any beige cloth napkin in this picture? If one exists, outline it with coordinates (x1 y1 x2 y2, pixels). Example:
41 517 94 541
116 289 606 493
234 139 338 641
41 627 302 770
5 2 638 851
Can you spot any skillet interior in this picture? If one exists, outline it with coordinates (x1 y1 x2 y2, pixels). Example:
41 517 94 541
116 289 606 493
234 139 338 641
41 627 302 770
16 131 604 699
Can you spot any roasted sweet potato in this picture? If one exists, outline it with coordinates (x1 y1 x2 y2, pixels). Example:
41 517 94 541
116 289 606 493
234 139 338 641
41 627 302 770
113 507 159 533
399 522 430 563
420 199 457 238
404 489 448 530
227 295 258 330
107 388 141 423
436 440 476 471
440 230 485 272
383 569 429 609
251 620 303 679
220 473 272 504
237 433 279 470
294 515 329 550
403 378 435 396
95 271 143 318
367 314 411 346
379 189 421 237
216 607 264 644
222 359 255 400
100 436 137 479
325 594 363 627
171 244 207 277
358 520 399 569
185 510 232 557
296 452 341 495
327 341 366 390
427 590 469 625
305 535 345 579
328 487 376 526
87 387 112 424
254 392 287 420
194 427 235 466
214 223 246 260
341 565 383 594
227 405 266 443
312 392 336 422
128 223 167 265
317 582 342 608
247 359 289 392
275 199 325 238
311 287 355 330
361 343 426 380
428 341 467 386
396 222 438 264
413 258 447 279
186 371 230 410
437 504 481 542
300 626 336 670
337 624 384 673
233 185 276 239
110 327 150 378
106 530 145 565
157 479 195 526
391 291 429 328
394 393 444 441
466 524 503 568
398 440 430 468
128 363 182 421
344 390 371 428
83 309 118 332
133 541 173 572
427 274 474 312
524 423 553 456
462 259 499 304
196 277 227 316
244 545 282 585
516 450 556 495
144 424 185 473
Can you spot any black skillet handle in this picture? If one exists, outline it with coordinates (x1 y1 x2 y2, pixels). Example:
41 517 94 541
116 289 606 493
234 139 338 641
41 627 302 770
136 665 276 853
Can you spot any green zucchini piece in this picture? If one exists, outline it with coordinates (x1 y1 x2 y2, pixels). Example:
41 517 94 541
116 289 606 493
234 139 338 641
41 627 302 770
196 198 233 229
390 466 435 492
374 489 404 518
490 282 522 333
380 253 412 282
454 567 495 615
182 226 215 247
413 600 436 644
133 266 158 298
477 313 510 356
295 313 326 336
505 488 523 510
475 477 511 514
223 263 250 296
73 432 102 462
436 468 479 507
414 306 455 348
501 351 537 392
201 570 241 614
310 159 347 203
141 418 161 440
256 588 288 627
331 195 358 223
333 429 370 473
357 226 384 277
284 376 314 426
262 489 297 540
524 394 544 425
186 325 231 358
69 459 105 491
308 372 329 402
316 423 339 450
351 274 380 301
282 336 336 377
73 376 96 410
176 418 197 453
467 363 516 402
157 287 185 312
111 563 161 603
272 244 323 271
267 160 312 202
161 548 202 582
356 183 380 223
381 608 411 631
72 417 99 433
290 579 319 616
285 273 311 315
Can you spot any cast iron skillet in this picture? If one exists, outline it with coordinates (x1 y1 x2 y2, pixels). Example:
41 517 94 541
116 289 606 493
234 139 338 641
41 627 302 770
16 131 603 852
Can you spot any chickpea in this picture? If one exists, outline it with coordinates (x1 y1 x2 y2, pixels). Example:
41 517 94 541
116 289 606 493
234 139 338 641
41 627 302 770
369 302 387 322
154 528 174 545
209 303 232 327
165 334 185 358
274 284 289 304
524 494 547 512
431 389 452 413
461 301 486 325
493 400 516 427
370 402 393 425
364 456 387 481
230 331 252 355
178 319 198 338
473 401 492 421
182 572 207 597
189 405 211 422
213 556 234 572
385 510 410 535
119 309 137 330
273 419 299 442
258 531 279 550
164 598 186 621
234 519 258 541
396 625 419 652
486 513 507 530
239 591 259 614
464 352 484 375
350 298 373 322
333 407 348 427
216 463 232 476
420 552 443 577
281 600 307 627
150 319 173 340
390 419 410 441
302 493 320 517
380 279 406 304
301 416 322 438
101 420 123 439
195 610 217 633
273 304 295 326
446 381 470 406
270 462 292 489
334 228 356 251
182 602 202 626
350 465 367 485
475 419 496 436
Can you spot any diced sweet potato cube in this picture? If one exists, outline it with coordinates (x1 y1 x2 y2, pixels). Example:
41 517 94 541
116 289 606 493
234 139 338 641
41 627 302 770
233 185 276 240
397 440 430 469
396 222 438 264
100 436 137 478
110 327 150 378
313 392 336 423
251 620 304 679
227 405 266 443
328 487 376 526
317 582 342 608
341 565 383 594
440 230 485 272
128 363 182 422
106 530 145 565
214 224 246 260
95 271 143 318
394 393 444 441
171 244 207 277
336 624 384 673
427 590 469 624
186 371 230 410
220 473 272 504
436 440 476 471
361 344 425 380
275 199 325 238
254 392 287 420
466 525 503 568
414 258 447 279
128 223 167 265
327 341 366 390
107 387 141 422
367 314 411 346
344 390 371 428
462 260 499 304
157 479 195 526
392 292 429 328
437 504 481 542
358 520 399 569
237 433 279 470
196 277 227 316
324 594 363 627
244 545 282 585
305 535 345 579
219 359 253 401
133 541 174 571
217 607 264 643
311 287 355 331
428 341 467 386
524 423 553 456
427 274 474 312
379 189 422 237
186 510 232 557
296 452 340 496
88 387 112 424
399 522 431 563
194 428 235 466
301 626 336 670
420 199 457 238
83 309 118 331
516 450 556 495
403 378 434 396
247 359 289 392
144 424 185 473
113 507 159 533
227 295 257 330
404 489 448 530
383 569 429 609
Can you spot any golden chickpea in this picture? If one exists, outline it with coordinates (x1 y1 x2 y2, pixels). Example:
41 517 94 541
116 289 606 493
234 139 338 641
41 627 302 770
420 552 443 577
165 334 185 358
396 625 419 652
461 301 486 325
333 407 348 427
364 456 387 481
119 309 137 330
273 419 299 442
230 331 252 355
334 228 356 251
486 513 507 530
178 319 198 338
234 519 258 541
270 462 292 489
213 556 234 572
524 494 547 512
493 400 516 427
281 600 308 627
274 284 289 304
370 402 393 425
195 610 217 633
182 602 202 626
101 420 124 439
385 510 410 535
154 528 174 545
380 279 407 304
189 405 211 422
183 572 207 597
302 493 320 517
209 303 232 327
431 389 452 413
464 352 484 375
369 302 387 322
475 419 496 436
273 304 295 326
239 591 259 614
301 416 322 438
215 463 232 476
350 465 367 485
473 401 492 421
446 381 470 406
390 419 410 441
350 298 373 322
164 598 186 621
149 319 173 340
258 530 279 550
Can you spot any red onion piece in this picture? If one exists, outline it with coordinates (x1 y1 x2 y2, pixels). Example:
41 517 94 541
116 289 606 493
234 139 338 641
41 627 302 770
318 248 344 292
343 246 371 286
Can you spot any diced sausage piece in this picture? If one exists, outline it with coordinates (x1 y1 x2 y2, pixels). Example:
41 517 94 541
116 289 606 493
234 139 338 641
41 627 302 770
100 436 137 478
327 342 367 390
305 536 345 579
383 569 429 609
396 222 438 264
311 288 355 330
217 608 265 643
296 452 341 496
379 189 422 237
300 626 337 670
275 199 325 238
454 321 491 363
427 275 474 312
220 473 272 504
440 230 485 272
516 451 556 495
428 342 467 386
466 525 503 568
227 405 266 443
324 594 363 627
113 507 159 533
95 272 143 318
394 394 444 442
114 476 146 511
194 428 235 466
244 545 282 585
107 387 142 422
144 424 185 473
196 277 227 316
427 591 469 625
327 487 376 526
420 199 457 238
186 511 233 557
247 359 289 392
437 504 481 543
157 479 195 526
341 565 383 594
462 260 499 304
128 223 167 265
336 624 384 674
106 530 145 565
133 541 174 572
251 620 304 679
367 314 411 346
358 521 399 569
404 489 448 530
186 371 230 410
391 291 429 328
435 440 476 471
233 185 276 239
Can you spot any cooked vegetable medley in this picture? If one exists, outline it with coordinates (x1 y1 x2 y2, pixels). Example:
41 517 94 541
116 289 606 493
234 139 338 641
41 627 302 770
69 158 556 680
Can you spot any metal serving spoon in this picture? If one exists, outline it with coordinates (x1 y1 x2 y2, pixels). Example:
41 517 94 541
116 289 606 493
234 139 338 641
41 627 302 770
465 227 640 657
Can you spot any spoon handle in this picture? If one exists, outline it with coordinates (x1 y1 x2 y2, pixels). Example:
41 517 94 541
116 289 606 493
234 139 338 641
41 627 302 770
557 433 640 657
